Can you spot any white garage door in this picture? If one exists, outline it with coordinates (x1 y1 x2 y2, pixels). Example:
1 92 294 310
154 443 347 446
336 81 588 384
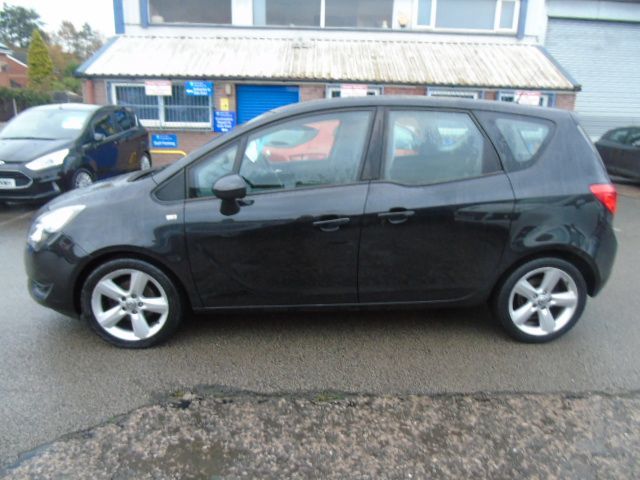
546 18 640 139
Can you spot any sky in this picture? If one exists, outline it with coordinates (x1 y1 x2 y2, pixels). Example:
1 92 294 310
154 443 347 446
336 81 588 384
4 0 115 37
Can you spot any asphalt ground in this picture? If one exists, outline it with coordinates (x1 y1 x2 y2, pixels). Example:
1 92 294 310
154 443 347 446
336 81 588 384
0 182 639 475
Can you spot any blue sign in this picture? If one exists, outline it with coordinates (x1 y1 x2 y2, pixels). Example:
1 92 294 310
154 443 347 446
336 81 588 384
151 134 178 148
213 111 237 133
185 81 213 96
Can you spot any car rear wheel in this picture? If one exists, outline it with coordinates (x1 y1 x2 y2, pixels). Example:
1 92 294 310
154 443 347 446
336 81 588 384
72 168 94 189
493 258 587 343
140 154 152 170
81 259 183 348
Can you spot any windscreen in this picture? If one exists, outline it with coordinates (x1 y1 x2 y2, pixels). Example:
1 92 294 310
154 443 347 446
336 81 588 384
0 109 92 140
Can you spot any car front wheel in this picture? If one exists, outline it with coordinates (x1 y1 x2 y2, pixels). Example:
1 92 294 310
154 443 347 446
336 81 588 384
493 258 587 343
81 259 183 348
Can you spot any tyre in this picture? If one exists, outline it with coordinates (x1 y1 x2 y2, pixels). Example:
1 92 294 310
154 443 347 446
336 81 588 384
140 153 152 170
81 258 183 348
71 168 94 189
493 258 587 343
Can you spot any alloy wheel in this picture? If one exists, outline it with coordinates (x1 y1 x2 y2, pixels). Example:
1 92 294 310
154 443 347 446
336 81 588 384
507 266 579 337
74 171 93 189
90 268 170 341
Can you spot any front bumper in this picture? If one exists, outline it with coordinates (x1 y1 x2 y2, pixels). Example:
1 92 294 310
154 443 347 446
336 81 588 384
24 233 89 318
0 165 64 201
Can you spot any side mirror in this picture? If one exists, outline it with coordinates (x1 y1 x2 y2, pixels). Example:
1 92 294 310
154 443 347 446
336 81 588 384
93 132 106 142
213 174 247 200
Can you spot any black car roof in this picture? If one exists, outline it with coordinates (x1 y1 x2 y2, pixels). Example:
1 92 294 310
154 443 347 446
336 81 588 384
263 96 572 122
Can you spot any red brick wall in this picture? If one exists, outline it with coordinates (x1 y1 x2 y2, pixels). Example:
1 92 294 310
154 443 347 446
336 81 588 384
300 84 325 101
83 79 108 105
214 82 236 111
555 93 576 111
0 54 27 88
384 86 426 96
483 91 497 101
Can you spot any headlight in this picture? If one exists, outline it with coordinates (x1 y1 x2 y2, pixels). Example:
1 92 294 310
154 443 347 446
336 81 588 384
25 149 70 171
28 205 85 251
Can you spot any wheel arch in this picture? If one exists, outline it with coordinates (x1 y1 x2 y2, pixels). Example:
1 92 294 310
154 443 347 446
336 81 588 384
73 249 193 315
491 248 598 301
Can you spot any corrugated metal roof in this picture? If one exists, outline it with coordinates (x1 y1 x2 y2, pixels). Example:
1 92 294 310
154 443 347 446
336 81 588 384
78 35 578 91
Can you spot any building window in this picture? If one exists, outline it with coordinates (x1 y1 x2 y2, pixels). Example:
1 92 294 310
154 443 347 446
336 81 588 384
498 91 551 107
326 85 382 98
254 0 321 27
325 0 393 28
415 0 519 32
427 88 480 99
112 83 213 129
148 0 231 24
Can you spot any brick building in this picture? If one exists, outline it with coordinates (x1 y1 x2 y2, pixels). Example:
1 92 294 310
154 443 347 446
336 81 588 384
79 0 581 156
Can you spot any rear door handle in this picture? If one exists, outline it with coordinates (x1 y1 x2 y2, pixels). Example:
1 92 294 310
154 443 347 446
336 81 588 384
312 217 350 232
378 209 415 225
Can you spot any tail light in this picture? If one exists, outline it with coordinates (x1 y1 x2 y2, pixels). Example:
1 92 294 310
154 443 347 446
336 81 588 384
590 184 617 215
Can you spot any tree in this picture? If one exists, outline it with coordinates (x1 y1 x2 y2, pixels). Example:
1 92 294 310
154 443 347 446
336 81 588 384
0 4 43 49
27 29 54 92
53 21 102 60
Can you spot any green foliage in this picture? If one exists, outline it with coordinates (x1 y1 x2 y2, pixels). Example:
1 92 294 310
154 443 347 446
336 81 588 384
27 29 54 92
0 4 43 49
0 85 51 109
55 21 103 60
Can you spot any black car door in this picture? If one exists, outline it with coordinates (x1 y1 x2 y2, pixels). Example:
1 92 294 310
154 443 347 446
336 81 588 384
358 108 515 303
184 108 376 307
84 109 123 179
112 108 143 173
619 128 640 179
597 128 629 176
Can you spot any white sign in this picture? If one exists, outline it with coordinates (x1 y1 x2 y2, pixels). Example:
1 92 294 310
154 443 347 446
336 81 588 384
145 80 172 96
516 91 541 106
340 84 369 98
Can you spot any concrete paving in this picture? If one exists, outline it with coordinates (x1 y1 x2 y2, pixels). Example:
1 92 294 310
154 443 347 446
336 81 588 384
0 185 639 470
3 390 639 479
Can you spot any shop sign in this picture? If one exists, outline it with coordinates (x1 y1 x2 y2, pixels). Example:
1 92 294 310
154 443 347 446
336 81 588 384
214 111 237 133
145 80 172 96
151 134 178 148
185 81 213 96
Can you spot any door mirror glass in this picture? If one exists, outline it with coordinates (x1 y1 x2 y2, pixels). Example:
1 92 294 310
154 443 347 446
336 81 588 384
213 174 247 200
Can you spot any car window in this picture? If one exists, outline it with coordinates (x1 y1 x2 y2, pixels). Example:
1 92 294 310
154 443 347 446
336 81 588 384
605 129 629 144
626 129 640 147
93 113 121 138
383 110 500 185
238 111 372 194
188 143 238 198
494 117 550 165
113 109 134 131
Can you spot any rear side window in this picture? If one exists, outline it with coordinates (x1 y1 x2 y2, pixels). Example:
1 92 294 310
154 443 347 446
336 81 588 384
605 128 629 144
477 112 553 172
382 110 500 186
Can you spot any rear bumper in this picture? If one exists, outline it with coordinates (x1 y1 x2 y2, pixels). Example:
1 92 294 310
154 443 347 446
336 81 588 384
591 219 617 296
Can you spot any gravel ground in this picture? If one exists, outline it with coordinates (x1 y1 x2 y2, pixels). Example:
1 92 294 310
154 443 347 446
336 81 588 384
2 390 639 480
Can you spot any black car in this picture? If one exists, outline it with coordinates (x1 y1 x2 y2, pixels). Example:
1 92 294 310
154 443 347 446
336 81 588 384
595 127 640 181
24 97 617 348
0 103 151 202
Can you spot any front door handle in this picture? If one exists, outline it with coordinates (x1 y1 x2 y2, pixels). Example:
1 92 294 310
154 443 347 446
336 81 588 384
378 209 415 225
312 217 350 232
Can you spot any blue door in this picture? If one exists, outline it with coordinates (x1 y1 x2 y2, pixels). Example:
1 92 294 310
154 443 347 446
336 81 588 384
236 85 300 124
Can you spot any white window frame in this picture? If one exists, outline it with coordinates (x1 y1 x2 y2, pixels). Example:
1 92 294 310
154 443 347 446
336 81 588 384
111 82 213 130
498 91 551 107
412 0 520 33
427 88 481 99
325 85 383 98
